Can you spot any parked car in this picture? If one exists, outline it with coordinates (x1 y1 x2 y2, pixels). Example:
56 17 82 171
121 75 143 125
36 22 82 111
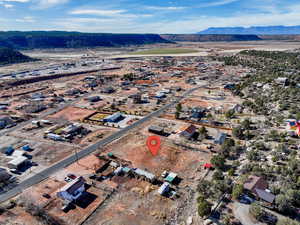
67 173 77 179
260 213 278 225
64 177 73 182
241 194 254 203
42 193 51 199
238 195 253 204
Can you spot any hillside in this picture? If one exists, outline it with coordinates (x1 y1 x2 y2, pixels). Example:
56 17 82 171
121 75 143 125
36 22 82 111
0 47 36 65
160 34 261 42
259 35 300 41
0 31 172 49
198 26 300 35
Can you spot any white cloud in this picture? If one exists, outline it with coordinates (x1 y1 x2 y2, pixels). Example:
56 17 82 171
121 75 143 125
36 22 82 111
34 0 69 9
145 6 187 11
196 0 239 8
70 9 127 17
52 3 300 34
3 3 13 8
2 0 30 2
16 16 36 22
69 8 152 19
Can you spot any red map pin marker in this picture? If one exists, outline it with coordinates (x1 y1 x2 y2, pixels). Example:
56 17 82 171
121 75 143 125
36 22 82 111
147 136 161 156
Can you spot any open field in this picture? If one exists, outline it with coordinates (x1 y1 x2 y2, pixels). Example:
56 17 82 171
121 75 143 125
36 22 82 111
49 106 96 122
129 48 199 55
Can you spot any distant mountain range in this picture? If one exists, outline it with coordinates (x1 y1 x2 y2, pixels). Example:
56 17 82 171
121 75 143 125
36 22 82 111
161 34 261 42
198 26 300 35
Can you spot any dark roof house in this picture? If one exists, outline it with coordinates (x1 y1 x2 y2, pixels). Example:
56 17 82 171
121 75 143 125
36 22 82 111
180 124 197 139
243 175 275 204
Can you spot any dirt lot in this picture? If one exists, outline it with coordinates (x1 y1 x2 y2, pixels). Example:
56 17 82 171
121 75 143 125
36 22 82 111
49 106 95 121
76 128 212 225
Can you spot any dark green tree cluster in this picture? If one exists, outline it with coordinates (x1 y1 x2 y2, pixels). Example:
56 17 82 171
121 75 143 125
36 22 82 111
0 47 36 65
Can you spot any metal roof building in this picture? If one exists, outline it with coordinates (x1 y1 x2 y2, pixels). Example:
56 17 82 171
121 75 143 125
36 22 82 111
103 112 125 123
133 168 155 182
158 182 170 195
164 172 177 183
7 156 29 169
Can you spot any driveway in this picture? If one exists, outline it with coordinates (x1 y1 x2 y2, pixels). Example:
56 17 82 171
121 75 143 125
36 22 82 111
233 202 265 225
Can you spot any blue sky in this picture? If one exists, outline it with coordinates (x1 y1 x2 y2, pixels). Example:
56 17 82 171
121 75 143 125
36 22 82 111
0 0 300 33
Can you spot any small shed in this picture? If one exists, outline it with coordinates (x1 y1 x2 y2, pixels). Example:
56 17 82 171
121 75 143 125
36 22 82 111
122 167 131 174
158 182 170 195
22 145 31 151
148 125 164 135
5 146 14 155
164 172 177 184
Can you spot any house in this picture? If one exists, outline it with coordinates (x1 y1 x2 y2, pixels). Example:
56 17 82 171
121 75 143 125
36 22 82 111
23 104 47 113
155 92 166 99
190 107 206 121
158 182 170 195
65 89 81 96
7 156 29 169
102 87 115 94
132 94 142 104
214 133 227 145
224 83 235 90
103 112 125 123
61 123 82 135
47 133 64 141
275 77 288 86
243 175 275 204
57 176 86 202
86 96 101 102
180 124 197 139
148 125 164 136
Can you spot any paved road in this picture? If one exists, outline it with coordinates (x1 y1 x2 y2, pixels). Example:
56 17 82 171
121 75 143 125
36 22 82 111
0 87 199 203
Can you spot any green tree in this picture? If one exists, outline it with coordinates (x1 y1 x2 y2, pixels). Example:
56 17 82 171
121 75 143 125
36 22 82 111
175 111 180 119
197 199 211 217
199 126 208 136
232 126 244 139
276 194 292 213
225 109 235 119
249 203 265 221
176 103 182 112
228 168 235 176
212 170 224 180
232 184 243 199
211 155 225 170
277 218 300 225
241 118 251 130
